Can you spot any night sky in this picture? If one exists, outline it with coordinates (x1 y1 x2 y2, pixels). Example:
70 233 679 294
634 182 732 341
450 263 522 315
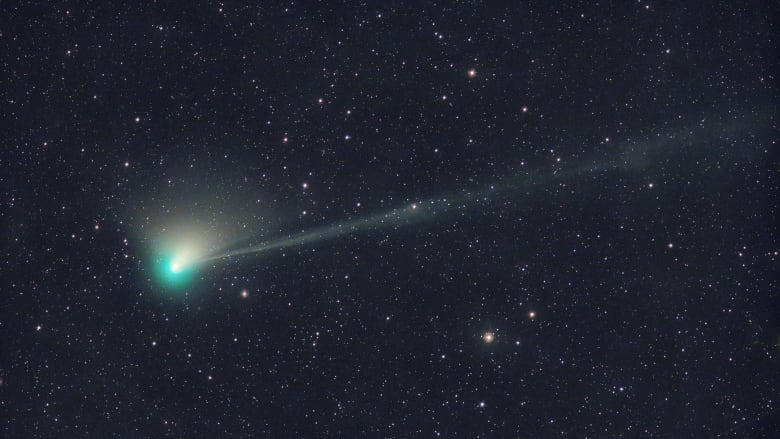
2 1 779 437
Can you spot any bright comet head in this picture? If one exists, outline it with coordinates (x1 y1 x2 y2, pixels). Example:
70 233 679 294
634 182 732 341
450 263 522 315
155 251 199 289
151 229 214 290
169 251 195 273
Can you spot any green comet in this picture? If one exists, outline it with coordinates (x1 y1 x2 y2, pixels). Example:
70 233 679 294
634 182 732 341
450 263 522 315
141 115 767 288
154 252 197 289
147 228 211 291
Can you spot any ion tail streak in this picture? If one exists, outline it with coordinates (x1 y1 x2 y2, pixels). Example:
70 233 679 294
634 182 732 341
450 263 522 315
185 114 766 269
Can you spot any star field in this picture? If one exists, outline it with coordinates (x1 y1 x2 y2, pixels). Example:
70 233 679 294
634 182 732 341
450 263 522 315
2 1 778 437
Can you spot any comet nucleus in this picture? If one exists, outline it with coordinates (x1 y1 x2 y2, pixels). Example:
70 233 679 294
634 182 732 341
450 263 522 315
151 228 213 290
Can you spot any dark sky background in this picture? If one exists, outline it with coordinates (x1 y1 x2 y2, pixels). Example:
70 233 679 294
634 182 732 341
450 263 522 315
2 1 778 437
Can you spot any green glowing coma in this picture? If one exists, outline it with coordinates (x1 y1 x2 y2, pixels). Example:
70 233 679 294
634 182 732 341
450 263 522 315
154 253 196 289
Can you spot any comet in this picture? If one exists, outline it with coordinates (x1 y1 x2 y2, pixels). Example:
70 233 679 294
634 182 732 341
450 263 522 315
148 115 765 287
151 230 213 289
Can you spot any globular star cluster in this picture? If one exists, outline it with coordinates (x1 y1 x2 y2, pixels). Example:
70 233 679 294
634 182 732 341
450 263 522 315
2 2 779 438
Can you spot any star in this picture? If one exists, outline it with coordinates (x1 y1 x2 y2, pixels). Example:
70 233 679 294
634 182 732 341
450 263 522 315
483 331 495 343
